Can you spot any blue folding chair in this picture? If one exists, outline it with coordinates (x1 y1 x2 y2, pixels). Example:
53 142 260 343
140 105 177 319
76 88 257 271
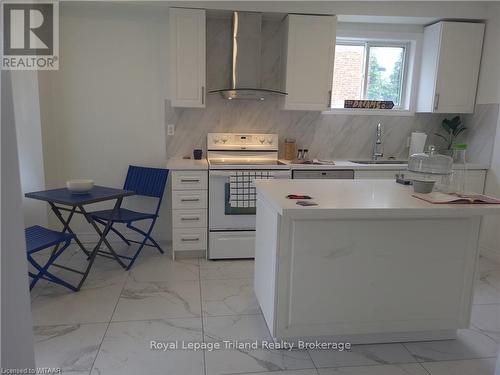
90 166 169 270
26 225 78 291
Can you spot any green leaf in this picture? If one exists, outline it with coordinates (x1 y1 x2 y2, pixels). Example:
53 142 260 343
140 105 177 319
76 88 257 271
441 122 451 134
449 116 462 132
454 127 467 137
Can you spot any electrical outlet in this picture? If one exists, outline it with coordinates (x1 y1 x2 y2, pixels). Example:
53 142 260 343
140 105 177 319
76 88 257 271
167 124 175 136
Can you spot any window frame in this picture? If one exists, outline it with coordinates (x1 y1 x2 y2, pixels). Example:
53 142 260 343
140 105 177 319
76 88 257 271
324 26 422 116
332 38 410 110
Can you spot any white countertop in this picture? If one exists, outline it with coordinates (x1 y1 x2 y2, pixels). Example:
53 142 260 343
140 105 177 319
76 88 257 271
255 179 500 218
166 158 489 171
280 160 490 171
167 158 208 170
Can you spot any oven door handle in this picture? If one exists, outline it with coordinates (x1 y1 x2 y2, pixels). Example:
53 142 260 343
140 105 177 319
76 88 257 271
209 170 291 177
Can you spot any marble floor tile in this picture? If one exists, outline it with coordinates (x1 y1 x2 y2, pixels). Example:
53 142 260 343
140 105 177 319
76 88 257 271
111 278 201 321
481 270 500 292
234 370 318 375
205 349 317 375
201 278 260 316
308 343 417 368
203 315 314 375
477 257 500 291
31 268 126 325
474 282 500 305
34 323 107 373
200 259 255 280
421 357 498 375
403 329 498 362
476 257 500 278
129 253 199 282
91 318 204 375
471 304 500 342
203 315 269 341
317 363 429 375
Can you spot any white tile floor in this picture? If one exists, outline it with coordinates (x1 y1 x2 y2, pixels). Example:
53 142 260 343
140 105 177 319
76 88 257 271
30 246 500 375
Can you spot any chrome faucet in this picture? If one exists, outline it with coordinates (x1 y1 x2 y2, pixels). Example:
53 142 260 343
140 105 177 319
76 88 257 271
372 123 383 160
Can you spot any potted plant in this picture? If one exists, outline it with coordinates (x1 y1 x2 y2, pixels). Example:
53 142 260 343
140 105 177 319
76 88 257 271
434 116 467 154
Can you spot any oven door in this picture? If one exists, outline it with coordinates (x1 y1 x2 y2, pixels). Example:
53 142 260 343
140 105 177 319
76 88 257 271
208 169 291 230
209 170 256 230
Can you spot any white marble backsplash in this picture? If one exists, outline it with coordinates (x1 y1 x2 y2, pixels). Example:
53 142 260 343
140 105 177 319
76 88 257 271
165 97 497 164
165 16 498 165
462 103 499 166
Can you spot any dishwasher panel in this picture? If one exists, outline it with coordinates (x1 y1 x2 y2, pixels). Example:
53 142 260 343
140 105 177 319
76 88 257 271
292 169 354 179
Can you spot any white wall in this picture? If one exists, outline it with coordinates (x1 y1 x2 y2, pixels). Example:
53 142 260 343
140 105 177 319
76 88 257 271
1 71 36 370
11 71 48 227
40 4 169 241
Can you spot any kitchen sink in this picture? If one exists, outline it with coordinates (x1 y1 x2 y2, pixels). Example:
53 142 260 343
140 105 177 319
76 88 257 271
349 160 408 165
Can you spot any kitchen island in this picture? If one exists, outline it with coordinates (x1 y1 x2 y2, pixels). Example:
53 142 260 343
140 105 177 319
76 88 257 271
254 179 500 344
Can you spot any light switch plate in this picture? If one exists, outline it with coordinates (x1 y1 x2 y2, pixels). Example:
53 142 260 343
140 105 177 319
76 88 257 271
167 124 175 136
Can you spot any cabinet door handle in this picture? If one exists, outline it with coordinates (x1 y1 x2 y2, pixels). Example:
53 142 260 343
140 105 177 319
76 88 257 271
181 237 199 242
181 198 200 202
201 86 205 105
180 178 200 183
434 93 440 110
327 90 332 108
181 217 200 221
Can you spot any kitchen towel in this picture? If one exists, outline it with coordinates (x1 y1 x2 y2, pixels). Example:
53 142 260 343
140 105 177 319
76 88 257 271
409 132 427 157
229 171 274 208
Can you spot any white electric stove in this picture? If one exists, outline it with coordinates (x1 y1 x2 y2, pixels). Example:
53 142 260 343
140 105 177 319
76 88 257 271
207 133 291 259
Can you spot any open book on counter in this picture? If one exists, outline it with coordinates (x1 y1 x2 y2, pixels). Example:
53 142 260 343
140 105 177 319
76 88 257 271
412 192 500 204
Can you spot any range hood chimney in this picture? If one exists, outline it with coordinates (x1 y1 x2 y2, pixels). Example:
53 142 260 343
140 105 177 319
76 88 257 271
209 11 287 100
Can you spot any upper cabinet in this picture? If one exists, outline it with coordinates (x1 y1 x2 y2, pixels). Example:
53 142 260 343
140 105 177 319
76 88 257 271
417 22 484 114
281 15 337 111
169 8 206 108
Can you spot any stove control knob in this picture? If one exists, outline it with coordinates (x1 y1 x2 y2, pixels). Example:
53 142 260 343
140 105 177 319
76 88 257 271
213 136 220 144
221 136 228 144
258 136 265 144
266 137 273 144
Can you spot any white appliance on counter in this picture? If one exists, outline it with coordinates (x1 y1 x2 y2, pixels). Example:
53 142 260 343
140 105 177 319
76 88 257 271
207 133 291 259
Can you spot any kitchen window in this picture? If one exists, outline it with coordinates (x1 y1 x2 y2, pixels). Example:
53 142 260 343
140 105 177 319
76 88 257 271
330 39 411 110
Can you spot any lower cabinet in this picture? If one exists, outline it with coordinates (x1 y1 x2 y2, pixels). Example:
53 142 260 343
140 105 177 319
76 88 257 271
354 169 487 193
171 170 208 259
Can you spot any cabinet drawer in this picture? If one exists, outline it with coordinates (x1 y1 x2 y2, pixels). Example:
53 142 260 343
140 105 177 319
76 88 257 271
173 209 207 228
172 190 207 209
173 228 207 251
172 171 207 190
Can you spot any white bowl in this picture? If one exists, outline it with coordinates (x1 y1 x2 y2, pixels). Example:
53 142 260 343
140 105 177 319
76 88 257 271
412 179 436 194
66 179 94 193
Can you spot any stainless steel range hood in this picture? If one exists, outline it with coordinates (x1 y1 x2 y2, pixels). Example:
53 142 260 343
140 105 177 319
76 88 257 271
209 11 287 100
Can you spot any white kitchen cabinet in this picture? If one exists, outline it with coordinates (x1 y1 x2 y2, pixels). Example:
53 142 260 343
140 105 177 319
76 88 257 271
281 14 336 111
417 22 484 114
170 170 208 259
169 8 206 108
354 169 487 193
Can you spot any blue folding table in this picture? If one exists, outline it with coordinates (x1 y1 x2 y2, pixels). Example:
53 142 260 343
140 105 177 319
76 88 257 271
25 186 135 290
